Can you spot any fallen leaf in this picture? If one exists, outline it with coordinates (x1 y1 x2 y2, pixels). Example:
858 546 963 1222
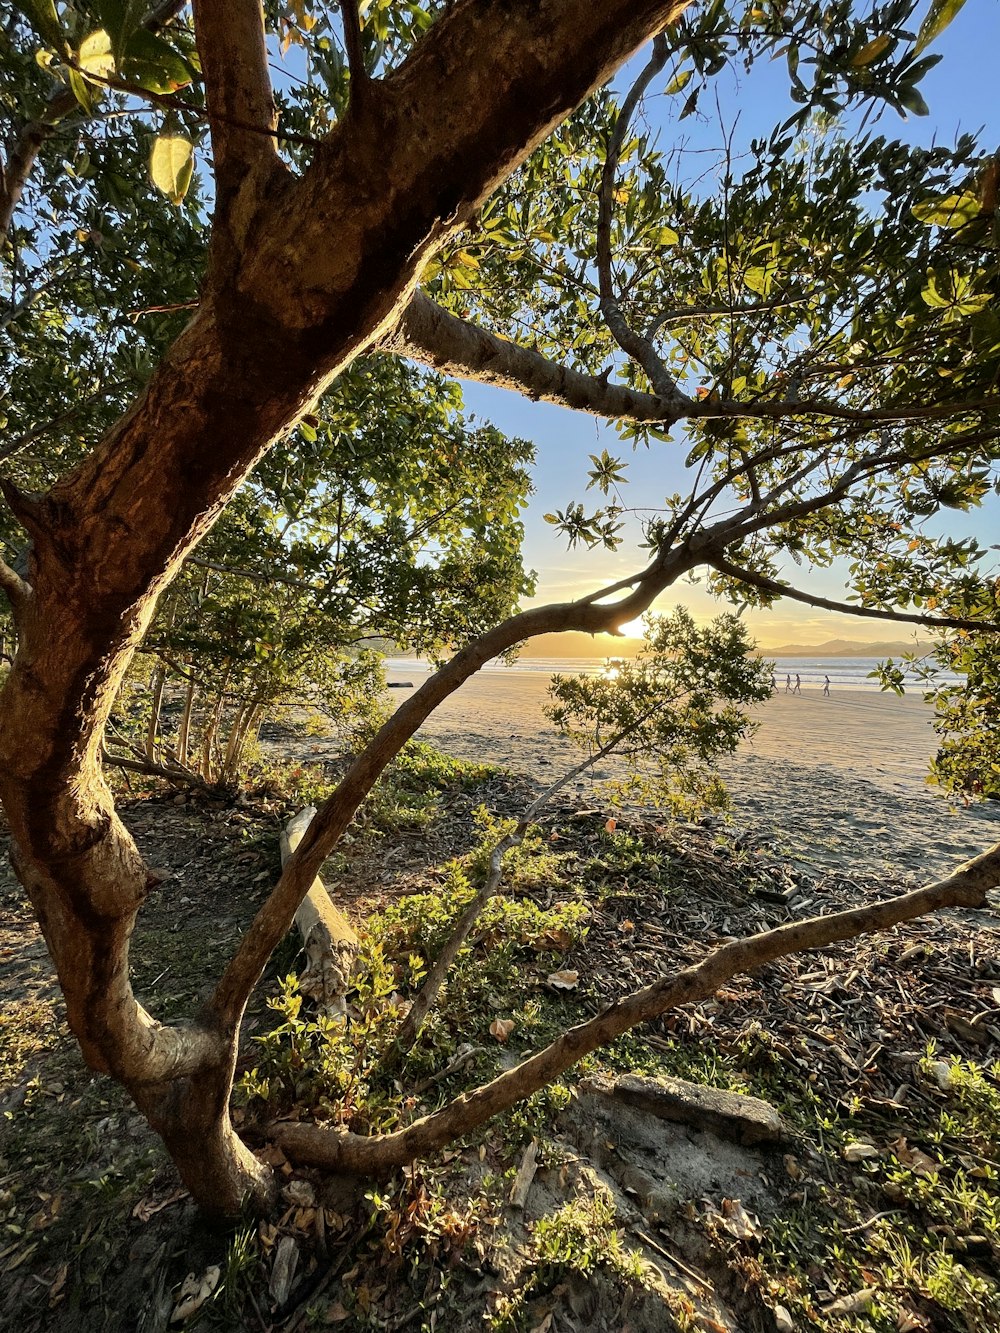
48 1262 69 1307
324 1300 350 1323
490 1017 515 1043
546 970 579 990
132 1187 189 1223
605 818 617 833
720 1197 761 1240
783 1154 804 1182
897 1305 929 1331
891 1137 938 1177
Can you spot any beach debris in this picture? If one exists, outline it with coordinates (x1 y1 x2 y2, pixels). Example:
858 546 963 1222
509 1140 539 1207
823 1288 877 1318
546 969 579 990
268 1234 299 1309
842 1141 880 1163
580 1072 789 1146
489 1017 515 1043
774 1303 795 1332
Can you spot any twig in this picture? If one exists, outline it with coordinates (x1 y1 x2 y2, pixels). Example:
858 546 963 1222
341 0 369 106
390 700 669 1059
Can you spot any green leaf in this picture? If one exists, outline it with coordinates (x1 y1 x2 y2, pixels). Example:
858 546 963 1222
897 85 930 116
743 266 772 297
915 0 969 54
78 29 115 79
149 132 195 206
653 225 680 247
93 0 148 66
67 67 97 114
911 192 980 227
123 30 196 93
11 0 63 49
665 68 693 95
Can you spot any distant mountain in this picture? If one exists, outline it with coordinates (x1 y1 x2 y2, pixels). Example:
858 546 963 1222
761 638 932 658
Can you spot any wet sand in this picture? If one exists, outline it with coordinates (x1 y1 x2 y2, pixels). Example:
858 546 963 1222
387 668 1000 880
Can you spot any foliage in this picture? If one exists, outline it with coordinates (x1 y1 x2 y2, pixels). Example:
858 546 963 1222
546 609 773 815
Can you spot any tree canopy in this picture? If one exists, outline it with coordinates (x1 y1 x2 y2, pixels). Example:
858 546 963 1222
1 0 999 1218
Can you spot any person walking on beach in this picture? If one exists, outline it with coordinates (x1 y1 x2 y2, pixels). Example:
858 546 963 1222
793 674 802 694
823 674 831 697
785 674 792 693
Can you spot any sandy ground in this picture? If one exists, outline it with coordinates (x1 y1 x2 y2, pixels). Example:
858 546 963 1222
385 668 1000 881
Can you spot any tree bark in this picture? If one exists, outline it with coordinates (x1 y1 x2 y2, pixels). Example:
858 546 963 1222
0 0 688 1216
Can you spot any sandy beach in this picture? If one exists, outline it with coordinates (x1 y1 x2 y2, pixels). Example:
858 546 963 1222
386 668 1000 880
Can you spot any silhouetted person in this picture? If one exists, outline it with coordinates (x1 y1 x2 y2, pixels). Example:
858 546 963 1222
785 674 792 693
823 674 831 696
793 673 802 694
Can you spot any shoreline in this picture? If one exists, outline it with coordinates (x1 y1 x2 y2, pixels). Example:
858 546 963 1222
385 669 1000 881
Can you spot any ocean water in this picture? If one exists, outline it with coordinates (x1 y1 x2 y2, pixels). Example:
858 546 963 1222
385 654 963 692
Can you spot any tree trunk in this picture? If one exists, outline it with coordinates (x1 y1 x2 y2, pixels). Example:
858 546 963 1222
176 677 195 768
0 0 689 1216
146 666 166 763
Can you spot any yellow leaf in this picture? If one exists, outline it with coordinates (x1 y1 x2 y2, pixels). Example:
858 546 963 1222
851 33 891 66
149 133 194 206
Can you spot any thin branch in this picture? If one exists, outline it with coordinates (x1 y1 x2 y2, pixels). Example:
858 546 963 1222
207 545 701 1029
0 382 124 465
0 557 30 612
706 552 1000 636
101 748 210 789
1 2 187 243
0 91 76 242
341 0 369 106
596 34 682 404
275 841 1000 1173
392 708 659 1057
185 555 323 594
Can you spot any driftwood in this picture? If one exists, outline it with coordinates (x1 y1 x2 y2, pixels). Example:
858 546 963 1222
280 807 359 1018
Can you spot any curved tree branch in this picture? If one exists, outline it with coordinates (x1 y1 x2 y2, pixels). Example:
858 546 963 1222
208 542 700 1028
1 3 188 243
385 292 677 424
275 842 1000 1172
706 552 1000 636
389 295 1000 434
0 90 76 242
596 34 680 403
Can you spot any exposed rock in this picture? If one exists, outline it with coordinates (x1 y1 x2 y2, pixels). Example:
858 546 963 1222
581 1072 790 1146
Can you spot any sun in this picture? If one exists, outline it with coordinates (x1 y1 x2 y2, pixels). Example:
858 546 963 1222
615 616 647 639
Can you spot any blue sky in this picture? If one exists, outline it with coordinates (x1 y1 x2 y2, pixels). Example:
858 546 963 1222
455 1 1000 650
